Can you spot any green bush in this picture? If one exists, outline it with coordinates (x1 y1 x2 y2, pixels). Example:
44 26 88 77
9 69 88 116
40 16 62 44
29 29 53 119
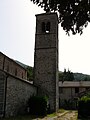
62 99 77 110
78 96 90 118
28 96 48 116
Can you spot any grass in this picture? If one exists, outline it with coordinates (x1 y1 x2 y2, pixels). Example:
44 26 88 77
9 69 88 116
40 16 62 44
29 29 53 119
58 108 66 113
46 108 66 117
47 112 57 117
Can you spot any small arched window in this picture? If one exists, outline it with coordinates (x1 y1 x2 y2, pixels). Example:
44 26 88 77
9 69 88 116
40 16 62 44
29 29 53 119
41 22 50 33
46 22 50 33
42 22 45 33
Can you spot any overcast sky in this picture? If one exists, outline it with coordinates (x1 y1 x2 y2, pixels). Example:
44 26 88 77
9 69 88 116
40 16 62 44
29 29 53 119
0 0 90 75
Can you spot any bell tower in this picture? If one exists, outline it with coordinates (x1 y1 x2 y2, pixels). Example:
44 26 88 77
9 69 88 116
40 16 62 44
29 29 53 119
34 13 59 112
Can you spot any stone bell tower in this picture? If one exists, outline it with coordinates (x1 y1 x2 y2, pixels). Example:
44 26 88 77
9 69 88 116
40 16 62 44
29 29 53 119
34 13 59 112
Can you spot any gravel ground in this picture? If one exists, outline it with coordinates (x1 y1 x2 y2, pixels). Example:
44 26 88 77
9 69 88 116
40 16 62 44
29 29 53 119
35 110 78 120
57 111 78 120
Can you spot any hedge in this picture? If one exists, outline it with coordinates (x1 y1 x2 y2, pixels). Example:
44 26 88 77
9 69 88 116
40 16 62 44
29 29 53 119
78 96 90 118
28 96 48 116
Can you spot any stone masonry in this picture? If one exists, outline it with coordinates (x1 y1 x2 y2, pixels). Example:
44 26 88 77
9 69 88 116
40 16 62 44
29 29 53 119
5 74 37 117
0 52 27 80
0 52 37 117
34 13 59 112
0 71 6 117
0 70 37 117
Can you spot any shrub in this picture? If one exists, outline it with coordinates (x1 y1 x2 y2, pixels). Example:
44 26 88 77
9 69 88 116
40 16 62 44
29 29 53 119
61 99 77 110
28 95 48 116
78 96 90 118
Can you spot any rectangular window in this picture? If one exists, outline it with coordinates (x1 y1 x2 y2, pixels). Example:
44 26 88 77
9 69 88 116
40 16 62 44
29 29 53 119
7 65 9 72
15 68 17 76
86 87 89 91
75 87 79 93
59 88 63 94
22 72 23 79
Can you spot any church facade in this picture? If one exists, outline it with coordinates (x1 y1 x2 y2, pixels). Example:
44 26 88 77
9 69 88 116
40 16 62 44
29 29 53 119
1 12 90 118
0 12 59 117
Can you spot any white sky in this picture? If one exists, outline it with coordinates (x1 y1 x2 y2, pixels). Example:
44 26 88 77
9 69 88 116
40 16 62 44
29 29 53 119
0 0 90 75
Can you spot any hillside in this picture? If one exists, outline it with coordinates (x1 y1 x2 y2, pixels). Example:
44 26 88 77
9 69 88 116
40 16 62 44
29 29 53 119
74 73 90 81
15 60 28 69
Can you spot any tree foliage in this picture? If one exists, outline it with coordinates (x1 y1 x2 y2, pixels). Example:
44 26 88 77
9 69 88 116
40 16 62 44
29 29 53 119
59 69 74 81
28 95 48 115
30 0 90 35
78 95 90 118
27 66 33 81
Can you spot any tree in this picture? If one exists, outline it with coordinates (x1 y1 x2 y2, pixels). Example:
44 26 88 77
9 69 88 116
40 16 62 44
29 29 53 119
30 0 90 35
59 69 74 81
26 66 33 81
59 71 64 81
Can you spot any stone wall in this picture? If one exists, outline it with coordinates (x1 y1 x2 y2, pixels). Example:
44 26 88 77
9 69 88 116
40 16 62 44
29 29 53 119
0 52 27 80
5 75 37 117
0 71 6 117
0 52 4 70
0 70 37 117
